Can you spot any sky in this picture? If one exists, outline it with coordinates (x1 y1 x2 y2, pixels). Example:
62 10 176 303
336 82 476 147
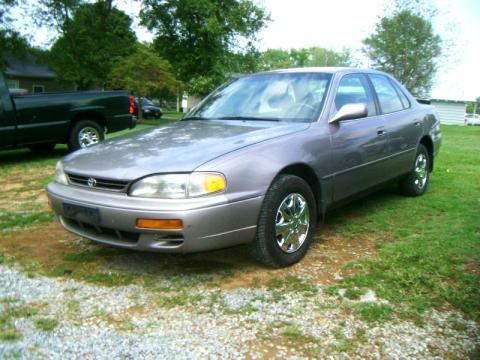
18 0 480 101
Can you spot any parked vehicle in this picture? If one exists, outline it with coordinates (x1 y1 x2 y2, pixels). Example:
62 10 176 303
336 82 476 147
135 97 163 119
47 68 442 268
0 73 136 152
465 113 480 125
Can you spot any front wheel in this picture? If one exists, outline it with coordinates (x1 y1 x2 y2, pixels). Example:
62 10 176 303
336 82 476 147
399 144 430 196
250 175 317 268
68 120 105 151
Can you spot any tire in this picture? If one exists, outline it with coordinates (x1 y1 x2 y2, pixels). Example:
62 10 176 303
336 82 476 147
399 144 430 197
68 120 104 152
250 175 317 268
29 142 56 153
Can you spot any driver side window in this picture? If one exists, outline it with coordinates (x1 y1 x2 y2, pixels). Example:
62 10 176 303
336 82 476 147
334 74 377 117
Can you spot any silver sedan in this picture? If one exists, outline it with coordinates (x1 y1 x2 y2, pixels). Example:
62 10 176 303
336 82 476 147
47 68 442 267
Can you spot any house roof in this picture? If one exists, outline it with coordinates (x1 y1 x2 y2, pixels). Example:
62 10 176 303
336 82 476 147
4 55 56 79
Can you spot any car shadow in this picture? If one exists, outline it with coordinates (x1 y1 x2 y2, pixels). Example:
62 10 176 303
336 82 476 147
0 147 69 167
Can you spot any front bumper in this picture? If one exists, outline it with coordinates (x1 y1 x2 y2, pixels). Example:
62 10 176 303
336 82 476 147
46 182 263 253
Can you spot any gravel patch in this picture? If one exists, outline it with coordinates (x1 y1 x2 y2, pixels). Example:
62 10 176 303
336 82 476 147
0 264 478 359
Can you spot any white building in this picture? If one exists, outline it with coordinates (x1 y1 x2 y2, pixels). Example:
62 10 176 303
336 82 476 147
430 99 467 125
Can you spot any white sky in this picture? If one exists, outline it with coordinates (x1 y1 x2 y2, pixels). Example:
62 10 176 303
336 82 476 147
19 0 480 101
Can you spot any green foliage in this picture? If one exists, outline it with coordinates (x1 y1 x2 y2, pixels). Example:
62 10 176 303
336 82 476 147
48 1 137 89
0 211 53 231
34 318 58 331
140 0 269 95
107 44 177 97
363 10 441 97
0 0 28 67
466 96 480 115
259 46 354 71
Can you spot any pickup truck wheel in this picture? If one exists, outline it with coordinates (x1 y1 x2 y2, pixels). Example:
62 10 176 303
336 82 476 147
399 144 430 196
251 175 317 268
68 120 104 151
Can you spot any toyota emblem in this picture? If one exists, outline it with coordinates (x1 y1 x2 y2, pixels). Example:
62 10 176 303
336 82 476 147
87 177 97 187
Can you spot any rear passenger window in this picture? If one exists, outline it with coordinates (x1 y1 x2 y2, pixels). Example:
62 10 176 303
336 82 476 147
393 83 410 109
369 74 404 114
334 74 376 116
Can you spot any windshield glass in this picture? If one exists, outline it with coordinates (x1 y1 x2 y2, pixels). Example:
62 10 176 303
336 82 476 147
186 72 332 122
142 98 154 106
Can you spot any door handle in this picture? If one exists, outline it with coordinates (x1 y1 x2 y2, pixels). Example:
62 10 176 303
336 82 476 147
413 119 421 126
377 129 387 136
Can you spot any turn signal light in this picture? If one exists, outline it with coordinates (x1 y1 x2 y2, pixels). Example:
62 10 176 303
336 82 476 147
136 218 183 230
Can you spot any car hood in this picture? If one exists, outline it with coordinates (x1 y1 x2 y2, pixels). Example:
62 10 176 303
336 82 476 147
63 120 310 180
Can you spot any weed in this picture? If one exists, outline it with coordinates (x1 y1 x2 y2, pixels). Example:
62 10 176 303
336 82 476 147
34 318 58 331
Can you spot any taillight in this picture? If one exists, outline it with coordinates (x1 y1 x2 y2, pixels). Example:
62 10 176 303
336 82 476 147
129 95 134 114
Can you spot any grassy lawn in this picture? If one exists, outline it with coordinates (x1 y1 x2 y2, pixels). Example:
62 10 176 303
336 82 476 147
0 124 478 322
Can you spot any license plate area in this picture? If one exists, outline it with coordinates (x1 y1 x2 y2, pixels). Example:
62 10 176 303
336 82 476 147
63 203 101 225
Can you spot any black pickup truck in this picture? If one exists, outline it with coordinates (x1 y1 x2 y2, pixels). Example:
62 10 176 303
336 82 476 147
0 73 136 152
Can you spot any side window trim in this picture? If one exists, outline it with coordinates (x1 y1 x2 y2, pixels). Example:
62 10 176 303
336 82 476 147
389 79 411 109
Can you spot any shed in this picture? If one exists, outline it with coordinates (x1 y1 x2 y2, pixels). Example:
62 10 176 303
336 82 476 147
430 99 467 126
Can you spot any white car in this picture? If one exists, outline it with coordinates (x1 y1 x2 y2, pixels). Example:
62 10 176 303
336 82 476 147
465 113 480 125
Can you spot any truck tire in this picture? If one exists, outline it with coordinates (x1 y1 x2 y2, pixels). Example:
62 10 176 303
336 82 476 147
68 120 104 151
250 175 317 268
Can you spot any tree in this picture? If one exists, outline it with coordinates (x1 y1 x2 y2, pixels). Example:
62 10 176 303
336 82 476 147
466 97 480 115
107 44 177 121
258 47 354 71
362 10 441 97
140 0 269 96
0 0 28 68
48 1 136 89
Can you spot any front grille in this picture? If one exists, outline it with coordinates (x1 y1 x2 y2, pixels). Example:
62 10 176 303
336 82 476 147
67 173 129 192
63 217 139 243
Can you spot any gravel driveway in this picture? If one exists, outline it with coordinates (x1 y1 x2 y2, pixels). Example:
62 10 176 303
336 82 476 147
1 263 478 359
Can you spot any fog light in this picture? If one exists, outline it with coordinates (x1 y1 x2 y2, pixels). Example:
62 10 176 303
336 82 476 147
136 218 183 230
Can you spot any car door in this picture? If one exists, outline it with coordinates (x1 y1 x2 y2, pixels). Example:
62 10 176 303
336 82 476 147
368 74 421 178
329 73 390 202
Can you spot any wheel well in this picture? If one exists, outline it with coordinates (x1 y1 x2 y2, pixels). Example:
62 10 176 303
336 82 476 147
71 112 106 130
420 136 434 171
278 163 323 217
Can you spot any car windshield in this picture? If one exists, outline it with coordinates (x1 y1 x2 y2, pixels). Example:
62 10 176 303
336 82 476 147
142 98 154 106
185 72 332 122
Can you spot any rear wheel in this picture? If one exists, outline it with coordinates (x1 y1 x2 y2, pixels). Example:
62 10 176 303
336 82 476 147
68 120 104 151
251 175 317 268
399 144 430 196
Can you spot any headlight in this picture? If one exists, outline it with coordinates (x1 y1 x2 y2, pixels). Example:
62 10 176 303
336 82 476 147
129 172 226 198
54 161 69 185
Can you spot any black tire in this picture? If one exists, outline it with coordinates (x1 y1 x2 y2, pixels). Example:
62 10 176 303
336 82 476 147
399 144 430 197
68 120 104 152
250 175 317 268
29 142 56 153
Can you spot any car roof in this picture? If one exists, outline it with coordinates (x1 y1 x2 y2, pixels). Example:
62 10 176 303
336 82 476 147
258 67 388 76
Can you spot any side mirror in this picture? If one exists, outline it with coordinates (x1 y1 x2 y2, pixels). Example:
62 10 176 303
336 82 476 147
329 103 368 123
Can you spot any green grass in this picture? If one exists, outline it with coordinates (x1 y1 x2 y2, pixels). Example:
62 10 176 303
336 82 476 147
0 304 40 342
0 211 53 231
34 318 58 331
327 125 480 320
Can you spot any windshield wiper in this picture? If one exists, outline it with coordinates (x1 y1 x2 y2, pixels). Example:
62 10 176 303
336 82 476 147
215 116 280 121
181 116 209 121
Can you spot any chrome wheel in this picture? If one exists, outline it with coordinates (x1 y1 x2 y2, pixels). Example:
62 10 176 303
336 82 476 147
275 193 310 253
414 153 428 191
78 127 100 148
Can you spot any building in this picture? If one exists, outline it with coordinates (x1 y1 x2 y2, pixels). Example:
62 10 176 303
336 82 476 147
430 99 467 126
4 55 73 93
